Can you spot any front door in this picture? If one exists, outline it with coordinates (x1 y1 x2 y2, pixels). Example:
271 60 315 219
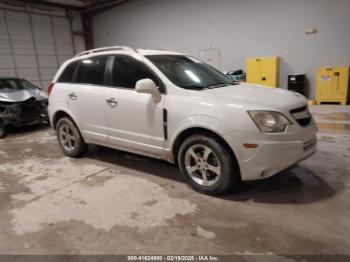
104 55 165 157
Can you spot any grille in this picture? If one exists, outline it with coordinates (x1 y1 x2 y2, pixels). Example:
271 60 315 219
290 105 312 127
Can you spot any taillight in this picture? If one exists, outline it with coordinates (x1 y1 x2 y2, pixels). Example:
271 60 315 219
48 83 55 96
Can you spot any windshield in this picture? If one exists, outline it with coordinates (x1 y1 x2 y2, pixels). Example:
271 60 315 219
0 79 38 93
146 55 234 90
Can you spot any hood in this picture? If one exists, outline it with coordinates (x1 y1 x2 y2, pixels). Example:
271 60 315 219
199 83 306 110
0 88 48 103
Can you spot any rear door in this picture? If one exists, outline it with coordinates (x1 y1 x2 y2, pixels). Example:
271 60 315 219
104 55 165 157
68 56 109 143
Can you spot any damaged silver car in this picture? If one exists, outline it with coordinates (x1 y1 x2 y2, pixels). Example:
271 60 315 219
0 77 49 138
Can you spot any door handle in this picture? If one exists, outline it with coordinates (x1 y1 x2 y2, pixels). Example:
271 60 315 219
68 92 77 100
106 98 118 107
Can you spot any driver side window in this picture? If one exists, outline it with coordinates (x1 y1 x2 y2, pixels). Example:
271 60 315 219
111 56 160 90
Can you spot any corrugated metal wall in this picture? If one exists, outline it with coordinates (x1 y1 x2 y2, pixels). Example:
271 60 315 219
0 9 74 90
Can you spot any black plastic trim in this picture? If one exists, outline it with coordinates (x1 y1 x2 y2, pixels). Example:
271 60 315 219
290 105 307 114
163 108 168 140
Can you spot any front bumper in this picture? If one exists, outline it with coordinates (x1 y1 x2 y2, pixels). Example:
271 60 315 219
0 99 48 127
224 123 318 181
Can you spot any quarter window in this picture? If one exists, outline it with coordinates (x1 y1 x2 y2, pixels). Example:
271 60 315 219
57 61 78 83
111 56 159 89
76 56 108 85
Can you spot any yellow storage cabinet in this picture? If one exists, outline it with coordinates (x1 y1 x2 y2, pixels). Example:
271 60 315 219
246 56 279 88
316 66 349 105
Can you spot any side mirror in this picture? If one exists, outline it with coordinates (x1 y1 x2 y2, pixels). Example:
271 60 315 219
135 79 161 102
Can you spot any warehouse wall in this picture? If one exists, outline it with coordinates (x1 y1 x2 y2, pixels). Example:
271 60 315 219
0 1 84 91
93 0 350 98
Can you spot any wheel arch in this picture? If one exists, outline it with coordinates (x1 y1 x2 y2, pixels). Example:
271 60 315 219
52 110 77 129
53 110 88 147
171 127 241 179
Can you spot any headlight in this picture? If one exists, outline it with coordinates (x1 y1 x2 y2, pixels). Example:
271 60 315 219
248 111 292 133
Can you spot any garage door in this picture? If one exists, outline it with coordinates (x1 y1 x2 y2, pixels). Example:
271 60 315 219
0 9 74 91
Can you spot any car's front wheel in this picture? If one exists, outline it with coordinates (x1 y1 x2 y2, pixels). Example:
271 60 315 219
178 134 239 195
56 117 88 157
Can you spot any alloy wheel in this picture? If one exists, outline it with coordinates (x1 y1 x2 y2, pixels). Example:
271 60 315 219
184 144 221 187
58 123 76 152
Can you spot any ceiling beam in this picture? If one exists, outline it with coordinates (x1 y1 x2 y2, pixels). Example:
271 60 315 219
15 0 84 10
82 0 128 14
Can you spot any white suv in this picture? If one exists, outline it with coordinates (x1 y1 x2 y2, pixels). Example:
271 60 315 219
49 46 317 195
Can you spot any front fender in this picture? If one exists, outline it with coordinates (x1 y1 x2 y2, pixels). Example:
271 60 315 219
167 114 233 160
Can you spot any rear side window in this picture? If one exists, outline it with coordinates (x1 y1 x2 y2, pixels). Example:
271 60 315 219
111 56 159 89
57 61 78 83
76 56 108 85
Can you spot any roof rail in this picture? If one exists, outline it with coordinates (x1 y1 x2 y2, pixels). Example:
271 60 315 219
74 46 135 57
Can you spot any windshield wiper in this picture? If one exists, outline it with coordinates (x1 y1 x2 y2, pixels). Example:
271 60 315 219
182 84 207 90
206 81 239 89
206 83 232 89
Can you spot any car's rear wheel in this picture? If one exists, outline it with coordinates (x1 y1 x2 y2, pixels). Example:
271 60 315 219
56 117 88 157
178 134 239 195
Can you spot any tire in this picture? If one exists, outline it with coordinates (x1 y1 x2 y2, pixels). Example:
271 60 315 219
178 134 239 195
56 117 88 157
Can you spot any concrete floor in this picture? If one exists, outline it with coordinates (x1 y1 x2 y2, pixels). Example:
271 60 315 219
0 105 349 257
